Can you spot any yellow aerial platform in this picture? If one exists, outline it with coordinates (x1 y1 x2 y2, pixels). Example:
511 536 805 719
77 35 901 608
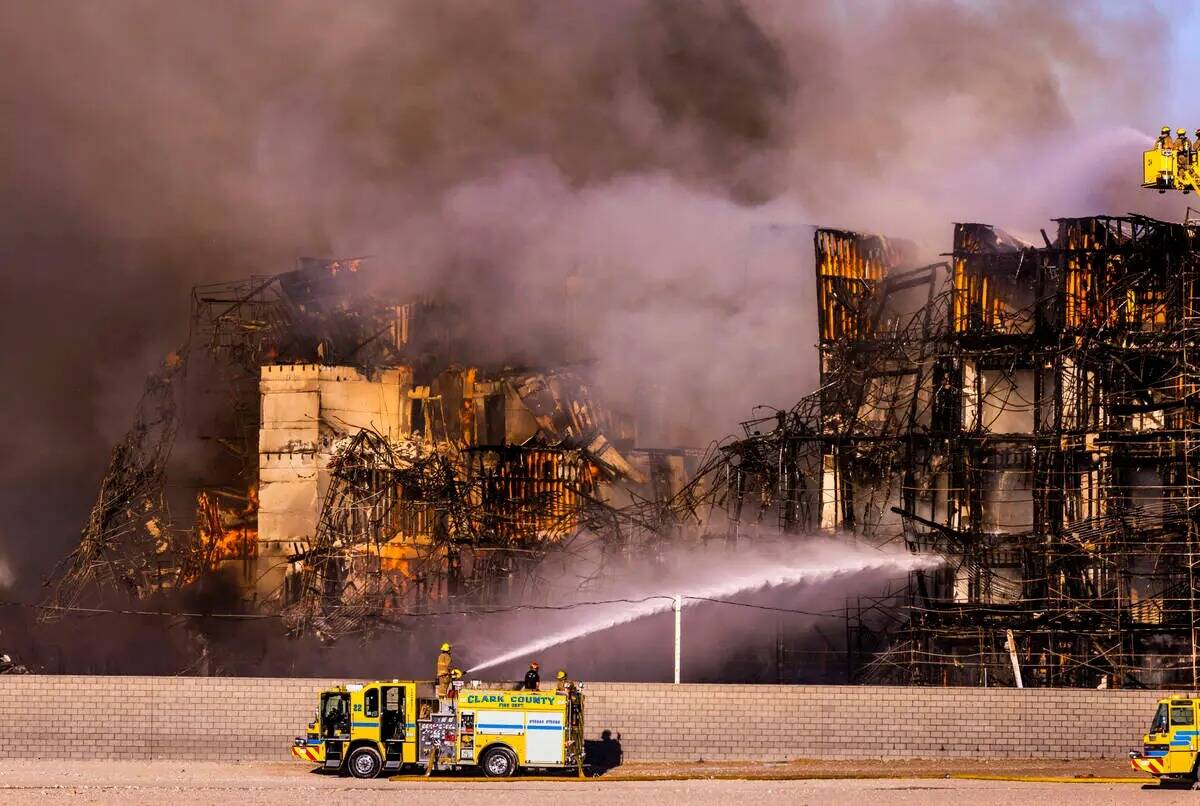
1143 144 1200 194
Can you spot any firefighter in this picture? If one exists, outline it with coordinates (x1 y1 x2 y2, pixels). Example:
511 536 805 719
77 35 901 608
558 670 582 725
436 642 453 697
1178 128 1192 172
448 668 465 702
1158 126 1176 150
522 661 541 690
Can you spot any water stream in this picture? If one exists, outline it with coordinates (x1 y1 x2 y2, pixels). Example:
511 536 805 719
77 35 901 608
466 544 937 673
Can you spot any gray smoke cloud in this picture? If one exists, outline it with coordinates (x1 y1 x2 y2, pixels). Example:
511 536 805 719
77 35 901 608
0 0 1179 605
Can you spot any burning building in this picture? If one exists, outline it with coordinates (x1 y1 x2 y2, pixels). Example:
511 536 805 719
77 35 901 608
50 210 1200 689
42 257 703 641
713 214 1200 688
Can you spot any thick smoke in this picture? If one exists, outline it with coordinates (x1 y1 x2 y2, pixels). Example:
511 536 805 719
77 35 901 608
0 1 1177 627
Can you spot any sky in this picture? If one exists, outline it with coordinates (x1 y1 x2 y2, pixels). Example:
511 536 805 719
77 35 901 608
1165 2 1200 125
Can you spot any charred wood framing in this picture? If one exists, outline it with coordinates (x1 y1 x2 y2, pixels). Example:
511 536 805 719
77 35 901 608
51 213 1200 687
703 216 1200 687
42 258 704 640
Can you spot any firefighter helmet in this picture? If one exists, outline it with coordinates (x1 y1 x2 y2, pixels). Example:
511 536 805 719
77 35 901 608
451 668 463 679
1164 126 1173 134
1179 128 1188 136
440 642 451 652
556 670 567 680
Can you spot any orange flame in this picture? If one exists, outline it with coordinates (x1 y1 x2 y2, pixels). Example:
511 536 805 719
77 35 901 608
195 486 258 568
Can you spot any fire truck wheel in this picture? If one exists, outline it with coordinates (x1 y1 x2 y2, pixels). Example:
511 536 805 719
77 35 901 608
481 746 518 777
348 746 382 779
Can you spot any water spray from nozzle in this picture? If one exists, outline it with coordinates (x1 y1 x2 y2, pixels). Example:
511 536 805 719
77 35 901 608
466 545 938 674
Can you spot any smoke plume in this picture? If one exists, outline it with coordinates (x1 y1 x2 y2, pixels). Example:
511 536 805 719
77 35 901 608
0 0 1177 612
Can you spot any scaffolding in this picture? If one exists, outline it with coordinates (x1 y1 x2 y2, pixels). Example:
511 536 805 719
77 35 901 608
42 351 188 612
703 215 1200 687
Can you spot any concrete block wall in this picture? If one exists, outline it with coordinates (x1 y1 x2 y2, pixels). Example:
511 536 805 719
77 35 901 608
0 676 340 761
0 676 1177 762
583 683 1174 761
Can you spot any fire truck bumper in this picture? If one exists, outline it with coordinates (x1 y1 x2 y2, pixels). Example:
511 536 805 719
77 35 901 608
291 741 325 763
1129 751 1164 777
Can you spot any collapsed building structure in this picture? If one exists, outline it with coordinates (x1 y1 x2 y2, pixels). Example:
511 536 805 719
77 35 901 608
43 258 703 641
46 210 1200 688
712 215 1200 688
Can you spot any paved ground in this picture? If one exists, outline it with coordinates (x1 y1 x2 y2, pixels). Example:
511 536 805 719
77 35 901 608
0 760 1187 805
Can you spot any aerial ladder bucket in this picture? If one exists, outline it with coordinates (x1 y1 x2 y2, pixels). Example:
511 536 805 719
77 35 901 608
1143 146 1200 195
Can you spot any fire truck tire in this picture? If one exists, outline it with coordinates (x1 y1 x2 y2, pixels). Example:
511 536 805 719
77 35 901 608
348 746 383 779
480 745 518 778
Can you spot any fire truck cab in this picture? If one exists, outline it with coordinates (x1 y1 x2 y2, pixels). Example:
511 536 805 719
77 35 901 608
1129 697 1200 783
291 679 585 778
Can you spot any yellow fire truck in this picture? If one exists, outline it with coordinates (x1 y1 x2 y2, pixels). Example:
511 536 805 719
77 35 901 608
291 679 585 778
1129 697 1200 783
